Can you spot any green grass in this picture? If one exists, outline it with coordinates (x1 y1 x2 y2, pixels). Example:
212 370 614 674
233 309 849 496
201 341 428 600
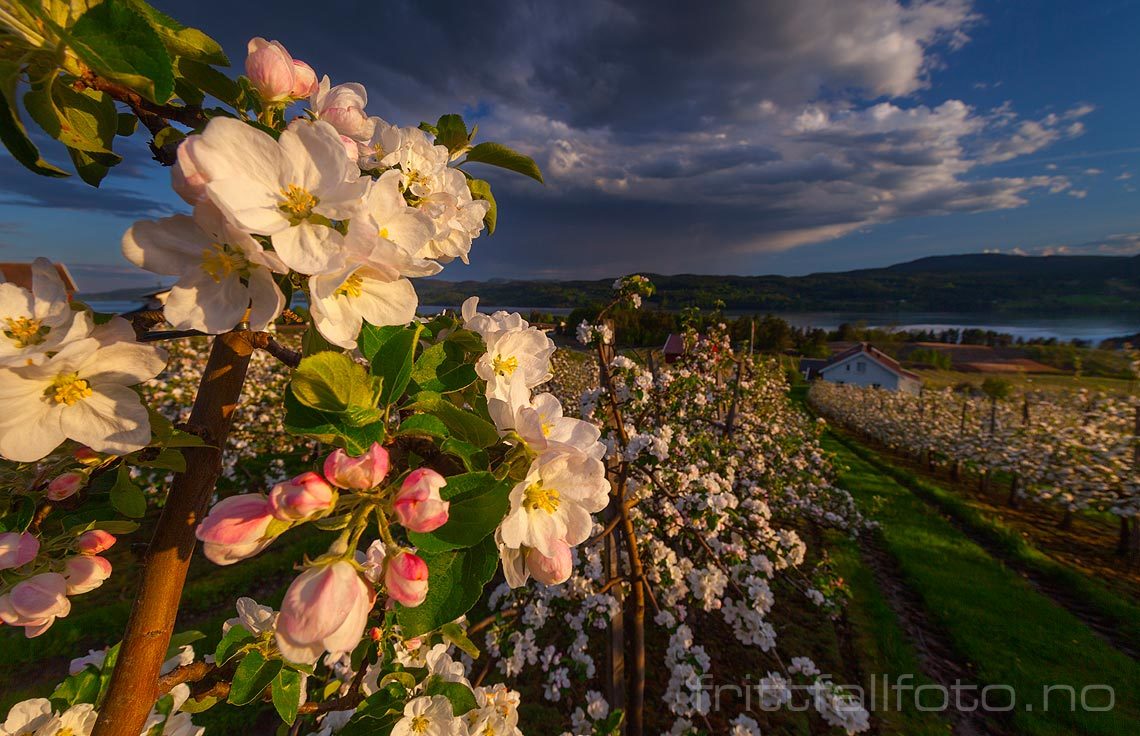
827 532 950 735
834 434 1140 653
824 433 1140 736
914 368 1135 393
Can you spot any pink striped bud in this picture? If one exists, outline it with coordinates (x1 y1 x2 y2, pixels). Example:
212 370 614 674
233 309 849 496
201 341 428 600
46 472 85 501
291 60 318 98
76 530 116 555
393 469 449 533
269 472 335 521
64 555 112 595
323 444 390 490
385 550 428 607
0 532 38 570
276 561 373 664
0 573 70 637
245 37 296 103
195 494 277 565
525 539 573 585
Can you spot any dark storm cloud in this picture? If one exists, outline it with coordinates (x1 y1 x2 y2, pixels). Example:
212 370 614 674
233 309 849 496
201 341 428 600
0 155 177 217
146 0 1093 276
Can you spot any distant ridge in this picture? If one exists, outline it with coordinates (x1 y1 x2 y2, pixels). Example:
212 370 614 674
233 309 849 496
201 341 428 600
412 253 1140 314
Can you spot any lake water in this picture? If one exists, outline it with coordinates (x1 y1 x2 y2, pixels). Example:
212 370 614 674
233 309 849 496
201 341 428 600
83 299 1137 344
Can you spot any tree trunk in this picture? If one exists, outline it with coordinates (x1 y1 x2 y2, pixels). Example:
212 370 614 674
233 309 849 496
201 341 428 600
1059 509 1074 530
604 507 625 714
1007 473 1020 509
93 332 254 736
1117 516 1130 557
619 504 646 736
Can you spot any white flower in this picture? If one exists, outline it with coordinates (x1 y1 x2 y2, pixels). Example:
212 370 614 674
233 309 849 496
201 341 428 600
223 597 278 635
308 243 418 350
425 644 470 687
191 117 366 274
310 77 373 141
0 257 91 367
391 695 465 736
68 648 108 675
476 326 555 400
358 116 403 170
511 392 604 459
499 449 609 557
346 171 439 278
122 205 287 333
0 698 52 736
36 703 97 736
461 297 528 338
0 319 165 461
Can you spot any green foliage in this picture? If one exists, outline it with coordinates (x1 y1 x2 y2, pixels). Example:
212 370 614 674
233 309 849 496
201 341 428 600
227 650 282 706
0 61 69 177
463 141 544 183
407 472 510 553
270 669 304 725
69 0 177 104
466 178 497 234
360 323 423 406
108 463 146 518
394 535 499 637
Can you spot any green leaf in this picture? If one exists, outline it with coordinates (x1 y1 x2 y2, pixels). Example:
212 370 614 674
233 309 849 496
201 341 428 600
70 0 176 104
24 79 118 154
109 464 146 518
133 447 186 472
433 114 470 155
213 624 254 666
463 142 544 183
51 666 100 706
0 61 68 178
176 58 240 106
116 112 138 136
440 622 480 659
227 650 282 706
291 351 381 413
66 146 121 186
466 178 497 235
88 519 140 535
411 343 479 394
394 535 498 637
271 669 304 725
122 0 229 65
361 323 423 406
166 630 205 657
407 473 509 553
439 437 489 472
422 676 479 715
283 388 386 454
405 396 499 448
301 322 338 356
396 413 450 440
178 695 218 714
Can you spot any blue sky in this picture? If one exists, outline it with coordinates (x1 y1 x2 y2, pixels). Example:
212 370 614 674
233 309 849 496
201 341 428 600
2 0 1138 291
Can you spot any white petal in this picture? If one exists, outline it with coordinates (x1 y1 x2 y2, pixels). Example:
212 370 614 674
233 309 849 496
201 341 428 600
271 222 344 275
353 277 417 328
206 179 286 235
246 269 285 331
122 215 207 276
164 274 249 334
60 384 152 455
80 341 167 385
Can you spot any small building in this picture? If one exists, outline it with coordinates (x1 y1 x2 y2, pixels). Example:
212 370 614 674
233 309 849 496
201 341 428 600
798 358 829 380
662 333 685 363
0 261 78 297
815 342 921 394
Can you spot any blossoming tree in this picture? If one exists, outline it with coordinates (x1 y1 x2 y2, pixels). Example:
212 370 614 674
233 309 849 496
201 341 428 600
0 2 611 734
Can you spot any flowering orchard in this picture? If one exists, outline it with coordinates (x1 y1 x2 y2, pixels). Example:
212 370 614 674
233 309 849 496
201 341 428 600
808 381 1140 554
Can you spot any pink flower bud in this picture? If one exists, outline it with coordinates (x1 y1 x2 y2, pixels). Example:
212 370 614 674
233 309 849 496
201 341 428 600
322 106 372 140
276 561 374 664
268 472 335 521
0 573 70 637
171 137 209 205
0 532 39 570
76 530 116 555
245 37 296 103
64 555 112 595
323 444 390 490
73 447 100 464
46 472 85 501
385 550 428 607
291 60 318 98
339 134 359 161
525 540 573 585
195 494 276 565
393 469 449 533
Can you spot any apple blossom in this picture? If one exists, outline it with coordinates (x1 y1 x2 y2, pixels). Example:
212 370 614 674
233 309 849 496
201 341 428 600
385 549 429 607
0 698 52 735
0 257 91 367
358 116 403 170
46 471 85 501
171 136 209 205
323 443 390 490
0 531 38 569
223 597 278 636
35 703 97 736
291 59 318 98
189 117 366 274
123 204 288 333
0 318 165 462
310 77 373 141
245 37 296 103
393 468 449 532
276 561 373 664
64 554 112 594
195 494 278 565
0 572 70 637
268 471 336 521
499 449 608 558
76 530 116 555
391 695 465 736
525 539 573 585
475 326 556 400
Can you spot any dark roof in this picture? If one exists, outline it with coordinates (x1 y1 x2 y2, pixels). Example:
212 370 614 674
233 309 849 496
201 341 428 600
663 333 685 354
822 342 921 381
0 262 78 293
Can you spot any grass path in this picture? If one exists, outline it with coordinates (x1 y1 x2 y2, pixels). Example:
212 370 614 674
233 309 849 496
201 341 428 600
824 432 1140 736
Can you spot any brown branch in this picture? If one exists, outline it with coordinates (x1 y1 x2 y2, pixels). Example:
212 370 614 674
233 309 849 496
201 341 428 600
93 331 256 736
467 608 519 637
250 331 302 368
157 661 216 695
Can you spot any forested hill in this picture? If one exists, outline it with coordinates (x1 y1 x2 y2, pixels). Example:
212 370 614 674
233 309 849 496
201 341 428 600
416 254 1140 313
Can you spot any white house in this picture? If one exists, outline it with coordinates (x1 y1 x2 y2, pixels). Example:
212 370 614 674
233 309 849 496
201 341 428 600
815 342 922 394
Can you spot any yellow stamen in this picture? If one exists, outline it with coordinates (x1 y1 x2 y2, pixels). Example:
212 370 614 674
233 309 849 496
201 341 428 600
410 715 431 734
200 243 249 283
335 271 365 298
523 483 560 514
541 420 554 437
278 184 318 222
4 316 45 348
491 355 518 376
49 373 92 406
378 227 390 239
